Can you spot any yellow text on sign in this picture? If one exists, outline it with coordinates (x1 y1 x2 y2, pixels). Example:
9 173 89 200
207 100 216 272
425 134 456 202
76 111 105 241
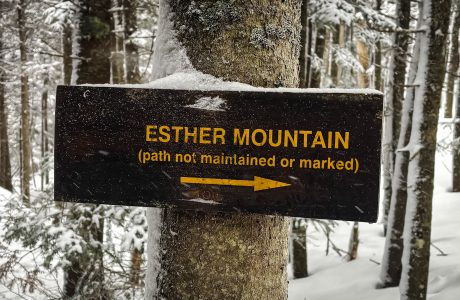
146 125 349 149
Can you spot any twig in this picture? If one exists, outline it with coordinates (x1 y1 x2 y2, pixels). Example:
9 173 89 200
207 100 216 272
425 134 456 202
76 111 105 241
369 258 381 265
431 242 448 256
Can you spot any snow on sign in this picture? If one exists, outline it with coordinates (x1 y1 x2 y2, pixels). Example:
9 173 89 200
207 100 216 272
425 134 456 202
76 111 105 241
55 85 383 222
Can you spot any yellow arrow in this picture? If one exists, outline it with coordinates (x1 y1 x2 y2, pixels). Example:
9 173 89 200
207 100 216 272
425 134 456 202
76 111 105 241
180 176 290 192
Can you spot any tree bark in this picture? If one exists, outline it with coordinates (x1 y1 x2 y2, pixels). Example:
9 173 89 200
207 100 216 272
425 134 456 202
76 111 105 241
18 0 31 205
451 0 460 192
375 0 383 91
347 221 359 261
356 37 369 89
146 1 300 298
292 219 308 278
306 18 313 87
63 24 73 85
400 0 451 299
382 0 411 236
0 31 13 192
298 0 309 88
454 89 460 191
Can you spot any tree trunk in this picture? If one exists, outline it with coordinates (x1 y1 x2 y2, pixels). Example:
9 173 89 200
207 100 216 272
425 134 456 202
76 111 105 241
336 24 347 86
63 24 73 85
124 0 141 84
445 1 460 118
454 88 460 191
75 0 111 85
110 0 125 84
356 37 369 89
400 0 451 299
306 18 313 87
451 0 460 192
323 30 331 86
298 0 309 88
146 1 300 298
375 0 383 91
379 0 418 288
0 33 13 192
347 25 373 262
41 75 49 191
382 0 411 236
64 1 112 298
292 219 308 278
347 221 359 261
331 25 340 87
310 25 326 88
18 0 31 205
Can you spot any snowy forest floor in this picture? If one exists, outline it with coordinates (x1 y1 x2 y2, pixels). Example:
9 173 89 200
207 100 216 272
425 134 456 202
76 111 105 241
288 123 460 300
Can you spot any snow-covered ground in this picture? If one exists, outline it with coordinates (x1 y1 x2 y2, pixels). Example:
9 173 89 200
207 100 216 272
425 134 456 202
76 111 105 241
289 123 460 300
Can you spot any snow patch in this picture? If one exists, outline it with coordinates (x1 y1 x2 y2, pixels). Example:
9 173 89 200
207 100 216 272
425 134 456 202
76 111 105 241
179 198 221 205
185 96 227 111
85 71 383 95
150 1 193 80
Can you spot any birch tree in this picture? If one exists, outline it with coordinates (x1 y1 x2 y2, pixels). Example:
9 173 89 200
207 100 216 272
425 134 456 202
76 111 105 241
400 0 451 298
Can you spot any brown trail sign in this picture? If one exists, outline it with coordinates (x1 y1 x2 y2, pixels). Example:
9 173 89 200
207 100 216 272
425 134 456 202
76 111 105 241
55 85 382 222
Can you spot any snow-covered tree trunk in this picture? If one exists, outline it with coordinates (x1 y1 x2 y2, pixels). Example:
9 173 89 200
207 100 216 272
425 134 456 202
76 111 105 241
400 0 451 299
17 0 31 204
382 0 411 236
145 1 300 298
379 0 418 288
0 30 12 192
444 0 460 118
356 37 369 89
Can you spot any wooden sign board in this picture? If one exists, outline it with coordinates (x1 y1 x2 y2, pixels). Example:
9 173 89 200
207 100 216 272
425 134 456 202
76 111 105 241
55 86 383 222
